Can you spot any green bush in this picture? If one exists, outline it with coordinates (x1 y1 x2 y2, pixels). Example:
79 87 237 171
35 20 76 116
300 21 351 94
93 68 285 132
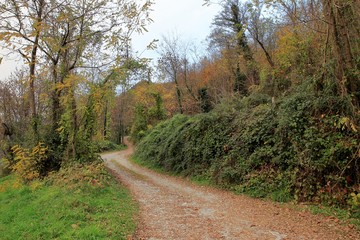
135 82 359 208
93 140 125 152
3 143 49 182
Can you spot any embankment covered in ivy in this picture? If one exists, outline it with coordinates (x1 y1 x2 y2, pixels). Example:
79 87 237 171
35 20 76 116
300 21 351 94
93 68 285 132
134 84 359 212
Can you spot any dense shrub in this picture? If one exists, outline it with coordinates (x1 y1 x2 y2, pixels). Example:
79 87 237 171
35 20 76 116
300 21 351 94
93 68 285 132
135 85 359 207
2 143 49 182
93 140 125 152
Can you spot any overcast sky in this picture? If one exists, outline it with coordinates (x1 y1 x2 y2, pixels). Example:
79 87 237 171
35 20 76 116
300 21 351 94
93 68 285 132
132 0 221 59
0 0 221 81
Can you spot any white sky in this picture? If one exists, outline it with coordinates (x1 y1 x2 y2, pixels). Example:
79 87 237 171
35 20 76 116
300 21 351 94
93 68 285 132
0 0 220 81
0 49 22 82
132 0 221 59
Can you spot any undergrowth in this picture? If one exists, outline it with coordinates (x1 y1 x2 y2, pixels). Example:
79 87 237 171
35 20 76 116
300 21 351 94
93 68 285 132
0 162 137 240
134 81 360 221
94 140 126 153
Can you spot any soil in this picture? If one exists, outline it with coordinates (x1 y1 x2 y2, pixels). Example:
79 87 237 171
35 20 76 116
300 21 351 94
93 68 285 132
102 139 360 240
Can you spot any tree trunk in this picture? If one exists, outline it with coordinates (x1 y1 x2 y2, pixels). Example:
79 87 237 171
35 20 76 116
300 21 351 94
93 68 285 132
175 78 183 114
70 87 78 160
255 38 275 68
103 100 108 139
323 0 359 103
233 6 260 86
51 66 62 132
29 0 45 140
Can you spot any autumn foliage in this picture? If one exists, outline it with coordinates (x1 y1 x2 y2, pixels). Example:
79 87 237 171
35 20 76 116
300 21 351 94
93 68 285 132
0 0 359 214
4 143 48 182
131 0 360 212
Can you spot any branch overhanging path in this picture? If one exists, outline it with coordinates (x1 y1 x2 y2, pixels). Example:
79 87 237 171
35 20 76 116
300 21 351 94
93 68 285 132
101 139 359 240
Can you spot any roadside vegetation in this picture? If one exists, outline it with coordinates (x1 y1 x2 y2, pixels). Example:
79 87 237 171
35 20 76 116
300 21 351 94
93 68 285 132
133 85 360 222
0 162 138 240
0 1 150 237
129 0 360 223
0 0 359 235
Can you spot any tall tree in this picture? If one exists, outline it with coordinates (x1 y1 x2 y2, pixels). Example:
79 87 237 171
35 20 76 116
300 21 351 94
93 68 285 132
211 0 260 86
246 0 276 68
271 0 359 104
0 0 154 166
322 0 360 103
0 0 47 139
158 35 184 114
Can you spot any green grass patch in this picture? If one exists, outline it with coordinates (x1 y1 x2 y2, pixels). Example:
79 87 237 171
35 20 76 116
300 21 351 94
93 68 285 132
131 155 168 175
189 175 213 187
132 154 219 194
306 204 360 230
132 155 214 188
0 162 138 240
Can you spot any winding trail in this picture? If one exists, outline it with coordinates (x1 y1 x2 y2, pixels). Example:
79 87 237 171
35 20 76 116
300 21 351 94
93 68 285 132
102 139 360 240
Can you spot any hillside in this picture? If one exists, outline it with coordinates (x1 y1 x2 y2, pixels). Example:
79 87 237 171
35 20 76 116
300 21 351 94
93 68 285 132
134 83 360 216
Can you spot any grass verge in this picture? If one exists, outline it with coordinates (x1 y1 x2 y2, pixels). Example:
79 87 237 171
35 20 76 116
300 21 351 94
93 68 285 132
131 155 214 186
0 162 138 240
306 205 360 230
131 155 167 174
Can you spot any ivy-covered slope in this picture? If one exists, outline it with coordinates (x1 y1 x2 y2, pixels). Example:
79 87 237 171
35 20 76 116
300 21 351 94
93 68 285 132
134 84 359 211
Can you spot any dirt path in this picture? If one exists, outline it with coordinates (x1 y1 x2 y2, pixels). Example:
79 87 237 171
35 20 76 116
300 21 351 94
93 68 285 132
102 140 360 240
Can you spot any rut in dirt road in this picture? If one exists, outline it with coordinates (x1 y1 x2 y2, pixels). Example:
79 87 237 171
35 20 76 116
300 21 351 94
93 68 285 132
102 140 360 240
